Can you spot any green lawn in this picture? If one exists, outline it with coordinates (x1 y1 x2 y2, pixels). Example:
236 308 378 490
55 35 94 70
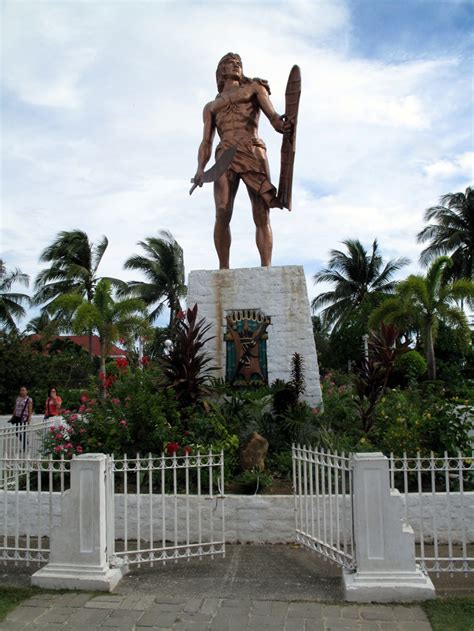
423 597 474 631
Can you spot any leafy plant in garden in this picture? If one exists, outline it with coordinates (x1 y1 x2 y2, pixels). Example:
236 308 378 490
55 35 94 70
353 323 407 433
158 304 216 409
394 350 427 386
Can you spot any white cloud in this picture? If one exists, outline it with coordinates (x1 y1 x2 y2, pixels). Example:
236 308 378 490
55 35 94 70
2 0 473 324
424 152 474 180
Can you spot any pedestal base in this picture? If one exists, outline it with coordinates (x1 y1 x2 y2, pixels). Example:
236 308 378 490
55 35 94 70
342 567 436 603
187 266 322 407
32 562 127 592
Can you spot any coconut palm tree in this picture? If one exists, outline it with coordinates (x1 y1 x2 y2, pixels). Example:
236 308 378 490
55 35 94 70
369 256 474 380
417 187 474 281
122 230 186 329
33 230 123 354
33 230 112 308
0 260 30 333
312 239 409 330
52 279 149 392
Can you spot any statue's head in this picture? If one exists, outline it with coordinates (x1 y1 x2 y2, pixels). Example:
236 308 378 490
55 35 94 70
216 53 247 93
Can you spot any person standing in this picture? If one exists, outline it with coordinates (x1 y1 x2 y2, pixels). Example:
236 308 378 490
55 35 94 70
11 386 33 450
44 387 62 420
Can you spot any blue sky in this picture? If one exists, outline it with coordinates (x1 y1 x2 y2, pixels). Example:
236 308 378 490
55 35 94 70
1 0 473 327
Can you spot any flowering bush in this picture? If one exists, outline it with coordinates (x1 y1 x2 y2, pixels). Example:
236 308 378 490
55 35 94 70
43 393 132 458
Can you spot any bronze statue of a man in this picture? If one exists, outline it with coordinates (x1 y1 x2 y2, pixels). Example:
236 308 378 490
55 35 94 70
193 53 292 269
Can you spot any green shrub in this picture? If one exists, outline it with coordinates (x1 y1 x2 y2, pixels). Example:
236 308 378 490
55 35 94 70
234 469 273 494
394 350 427 384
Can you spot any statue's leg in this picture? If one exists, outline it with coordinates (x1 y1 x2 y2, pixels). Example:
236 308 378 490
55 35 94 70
214 171 239 270
248 189 272 267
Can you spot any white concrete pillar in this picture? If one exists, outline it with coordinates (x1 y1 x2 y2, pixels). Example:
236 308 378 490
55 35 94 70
343 452 435 602
32 454 125 591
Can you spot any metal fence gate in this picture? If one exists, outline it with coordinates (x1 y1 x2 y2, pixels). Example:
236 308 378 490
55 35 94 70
292 444 355 569
106 451 225 568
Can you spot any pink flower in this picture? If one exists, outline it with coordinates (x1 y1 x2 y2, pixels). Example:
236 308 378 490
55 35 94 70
78 405 86 413
79 428 86 434
55 433 63 440
49 426 56 433
76 445 83 454
119 419 127 427
111 398 120 405
64 443 73 450
58 425 65 431
54 445 63 453
80 394 89 403
69 414 78 422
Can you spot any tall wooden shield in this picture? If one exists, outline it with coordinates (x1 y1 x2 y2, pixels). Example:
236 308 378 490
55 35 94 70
277 65 301 211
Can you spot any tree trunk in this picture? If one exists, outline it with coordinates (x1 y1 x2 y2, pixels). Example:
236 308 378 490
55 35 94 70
425 324 436 380
100 337 107 398
168 297 175 330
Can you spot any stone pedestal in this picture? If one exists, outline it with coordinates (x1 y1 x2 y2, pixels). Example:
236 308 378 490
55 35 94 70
32 454 125 591
342 453 435 602
187 265 322 408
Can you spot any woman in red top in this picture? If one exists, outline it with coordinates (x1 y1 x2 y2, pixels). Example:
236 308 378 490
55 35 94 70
44 387 62 419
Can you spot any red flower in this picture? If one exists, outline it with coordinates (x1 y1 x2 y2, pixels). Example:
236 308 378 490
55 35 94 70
139 355 150 367
184 446 192 455
80 393 89 403
116 357 128 370
166 442 180 455
176 310 186 321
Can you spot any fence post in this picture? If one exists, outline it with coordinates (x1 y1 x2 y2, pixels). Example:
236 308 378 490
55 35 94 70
342 452 435 602
32 453 126 591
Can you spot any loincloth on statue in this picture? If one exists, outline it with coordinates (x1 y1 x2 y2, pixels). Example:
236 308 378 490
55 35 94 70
216 139 277 202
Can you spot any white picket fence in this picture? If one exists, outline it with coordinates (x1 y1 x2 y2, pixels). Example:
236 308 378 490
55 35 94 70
389 451 474 573
0 455 71 563
106 452 226 567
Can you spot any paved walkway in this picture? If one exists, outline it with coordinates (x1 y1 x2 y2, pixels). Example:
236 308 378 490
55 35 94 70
0 545 441 630
1 591 433 631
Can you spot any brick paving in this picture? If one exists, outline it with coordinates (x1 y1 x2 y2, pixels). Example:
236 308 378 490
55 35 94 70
0 592 433 630
0 545 444 630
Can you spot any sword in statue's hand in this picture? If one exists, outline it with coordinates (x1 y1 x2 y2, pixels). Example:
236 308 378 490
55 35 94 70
189 146 237 195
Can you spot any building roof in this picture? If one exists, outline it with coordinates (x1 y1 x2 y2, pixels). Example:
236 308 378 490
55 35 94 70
27 334 127 358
